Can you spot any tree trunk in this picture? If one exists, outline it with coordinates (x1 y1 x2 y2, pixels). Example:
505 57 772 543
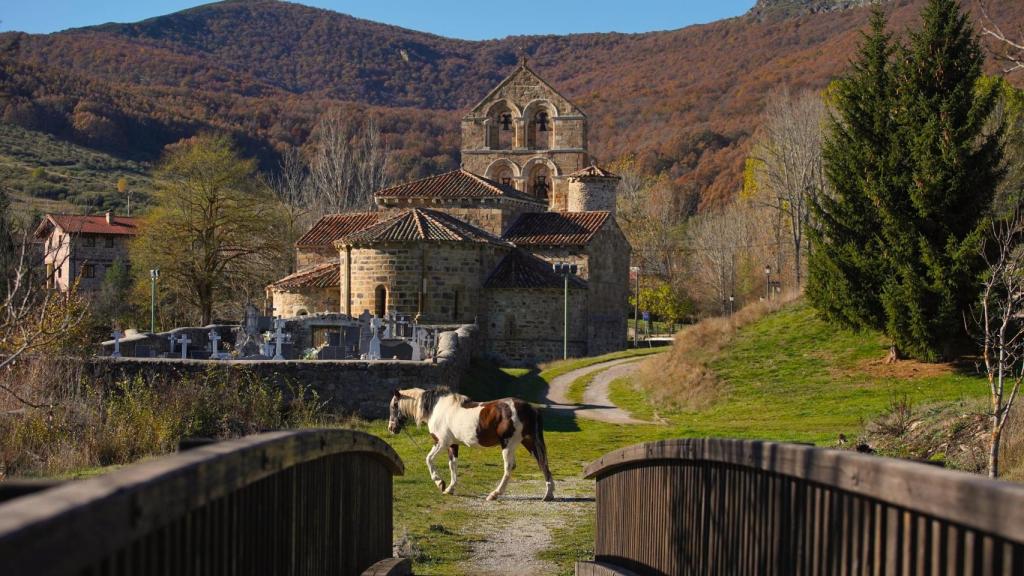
989 419 1002 478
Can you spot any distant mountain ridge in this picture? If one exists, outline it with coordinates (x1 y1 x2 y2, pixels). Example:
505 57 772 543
0 0 1021 211
748 0 879 21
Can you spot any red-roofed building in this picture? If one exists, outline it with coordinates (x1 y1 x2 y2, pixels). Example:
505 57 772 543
268 62 630 364
34 212 140 293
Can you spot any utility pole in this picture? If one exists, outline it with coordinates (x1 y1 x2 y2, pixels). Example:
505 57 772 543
631 266 641 348
150 268 159 333
553 262 578 360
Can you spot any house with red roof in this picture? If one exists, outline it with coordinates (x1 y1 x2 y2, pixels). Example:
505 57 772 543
34 212 140 293
268 62 630 364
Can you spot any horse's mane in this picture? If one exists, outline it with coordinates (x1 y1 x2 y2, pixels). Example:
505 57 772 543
401 386 462 424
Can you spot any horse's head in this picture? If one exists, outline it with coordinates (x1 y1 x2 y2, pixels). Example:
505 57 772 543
387 389 407 434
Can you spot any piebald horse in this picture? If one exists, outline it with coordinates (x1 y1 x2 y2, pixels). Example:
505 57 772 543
388 387 555 501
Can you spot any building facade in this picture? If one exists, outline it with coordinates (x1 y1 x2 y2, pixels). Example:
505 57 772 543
34 212 140 293
269 61 630 364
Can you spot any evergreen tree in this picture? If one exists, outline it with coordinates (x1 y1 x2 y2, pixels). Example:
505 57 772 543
807 8 894 331
879 0 1003 360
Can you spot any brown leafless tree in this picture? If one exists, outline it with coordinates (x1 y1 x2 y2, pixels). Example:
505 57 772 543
0 219 87 408
614 162 684 283
971 209 1024 478
687 200 766 314
305 111 390 217
978 1 1024 75
749 87 828 288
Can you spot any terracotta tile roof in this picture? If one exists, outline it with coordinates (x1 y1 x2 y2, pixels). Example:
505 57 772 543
295 212 382 248
271 260 339 290
38 213 140 237
567 165 620 179
374 169 543 204
485 250 587 290
337 208 511 247
502 211 610 247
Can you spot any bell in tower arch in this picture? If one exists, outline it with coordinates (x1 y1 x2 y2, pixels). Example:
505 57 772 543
537 111 549 132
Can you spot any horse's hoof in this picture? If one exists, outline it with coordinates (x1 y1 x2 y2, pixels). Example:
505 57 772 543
486 492 499 501
436 480 446 492
443 487 456 495
543 492 554 502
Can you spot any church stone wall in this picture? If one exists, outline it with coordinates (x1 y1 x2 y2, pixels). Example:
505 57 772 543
345 243 508 324
376 200 541 236
481 287 587 365
583 224 631 355
567 178 619 213
271 287 338 318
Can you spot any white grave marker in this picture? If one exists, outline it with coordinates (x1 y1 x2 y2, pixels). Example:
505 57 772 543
111 330 123 358
178 334 191 360
209 330 223 360
273 319 286 360
368 317 382 360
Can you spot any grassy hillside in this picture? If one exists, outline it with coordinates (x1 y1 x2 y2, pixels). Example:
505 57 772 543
368 300 991 574
0 123 153 219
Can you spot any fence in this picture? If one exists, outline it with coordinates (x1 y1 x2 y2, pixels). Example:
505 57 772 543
0 429 405 576
579 438 1024 576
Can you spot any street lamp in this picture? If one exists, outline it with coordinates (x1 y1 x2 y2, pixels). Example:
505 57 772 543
150 269 159 333
729 294 735 315
553 262 578 360
630 266 641 348
764 265 772 301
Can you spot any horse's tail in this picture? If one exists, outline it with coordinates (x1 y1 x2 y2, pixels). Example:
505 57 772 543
530 406 554 489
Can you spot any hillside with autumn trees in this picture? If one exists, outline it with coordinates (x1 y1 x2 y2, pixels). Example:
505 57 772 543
1 0 1022 212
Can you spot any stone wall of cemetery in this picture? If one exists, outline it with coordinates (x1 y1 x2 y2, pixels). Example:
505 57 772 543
88 325 477 419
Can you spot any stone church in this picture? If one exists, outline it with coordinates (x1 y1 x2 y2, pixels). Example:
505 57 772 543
268 61 630 364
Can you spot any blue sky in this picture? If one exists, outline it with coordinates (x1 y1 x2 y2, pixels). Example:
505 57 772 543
0 1 758 38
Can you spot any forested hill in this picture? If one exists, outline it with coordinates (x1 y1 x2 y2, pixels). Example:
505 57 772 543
1 0 1022 211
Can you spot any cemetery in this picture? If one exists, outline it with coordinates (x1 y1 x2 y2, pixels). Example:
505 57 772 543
94 305 476 418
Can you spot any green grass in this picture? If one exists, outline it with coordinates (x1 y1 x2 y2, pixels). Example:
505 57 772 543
566 372 597 404
0 123 154 219
365 301 989 574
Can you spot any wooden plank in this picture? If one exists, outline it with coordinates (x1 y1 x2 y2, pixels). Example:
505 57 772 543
583 438 1024 543
0 429 403 576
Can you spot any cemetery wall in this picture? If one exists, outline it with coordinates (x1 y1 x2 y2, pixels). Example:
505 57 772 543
87 325 478 419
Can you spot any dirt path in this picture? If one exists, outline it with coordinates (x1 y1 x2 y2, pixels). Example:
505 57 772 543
459 477 593 576
544 356 660 424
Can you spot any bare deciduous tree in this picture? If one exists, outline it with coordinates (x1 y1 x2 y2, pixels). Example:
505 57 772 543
748 87 828 288
971 209 1024 478
0 209 88 408
305 111 390 217
687 200 765 314
614 160 685 283
979 1 1024 75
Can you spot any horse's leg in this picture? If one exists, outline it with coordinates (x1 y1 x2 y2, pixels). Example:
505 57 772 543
486 442 517 501
425 438 446 493
443 444 459 495
523 437 555 501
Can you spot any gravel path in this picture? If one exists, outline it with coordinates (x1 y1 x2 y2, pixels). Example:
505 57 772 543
544 356 660 424
459 477 593 576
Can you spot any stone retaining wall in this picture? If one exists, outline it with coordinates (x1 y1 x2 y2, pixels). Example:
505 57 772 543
87 325 477 419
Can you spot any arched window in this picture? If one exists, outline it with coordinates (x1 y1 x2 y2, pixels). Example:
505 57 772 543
487 161 517 188
527 163 551 200
487 102 517 150
374 285 387 318
532 111 551 149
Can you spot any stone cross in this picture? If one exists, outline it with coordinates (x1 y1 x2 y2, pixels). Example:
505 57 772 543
410 327 422 362
368 316 382 361
111 330 123 358
167 334 176 355
382 311 394 339
273 319 286 361
178 334 191 360
209 329 222 360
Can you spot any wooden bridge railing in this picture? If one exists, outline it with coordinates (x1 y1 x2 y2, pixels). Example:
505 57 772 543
580 438 1024 576
0 429 405 576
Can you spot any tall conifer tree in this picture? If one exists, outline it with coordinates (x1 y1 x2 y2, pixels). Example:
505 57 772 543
879 0 1003 360
808 8 894 331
